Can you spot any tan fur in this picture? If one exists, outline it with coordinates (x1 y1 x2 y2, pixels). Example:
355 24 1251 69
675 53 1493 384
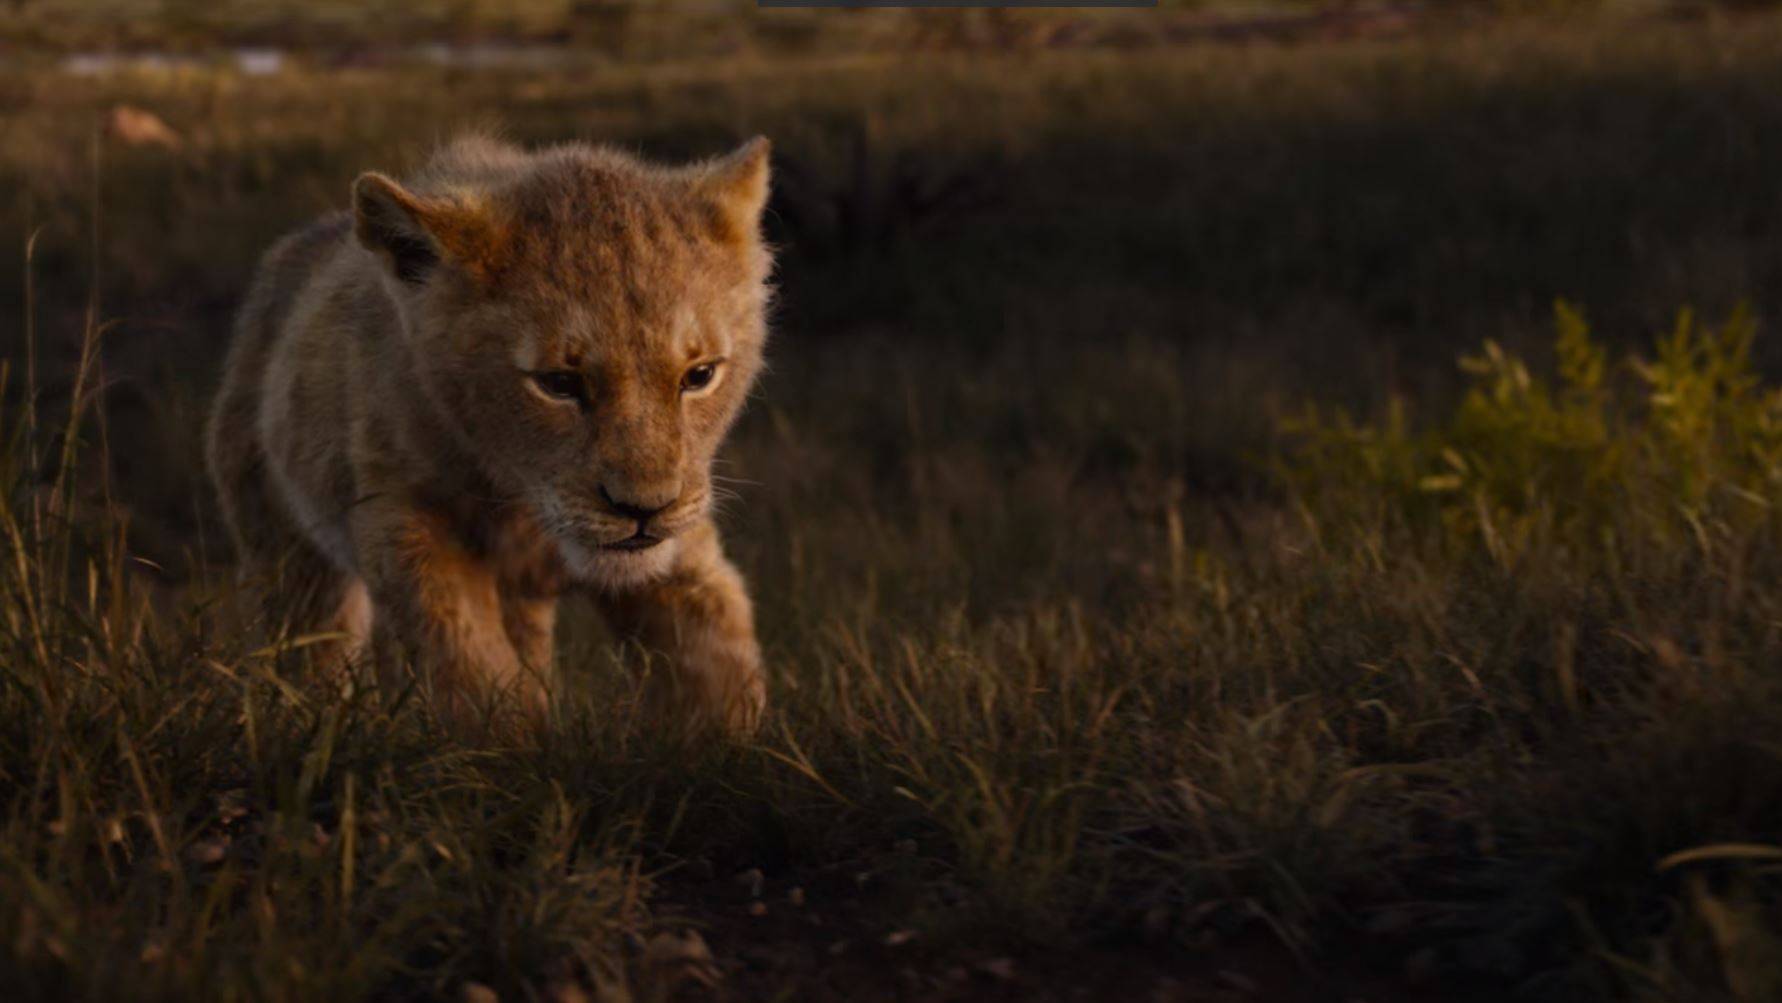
206 134 773 737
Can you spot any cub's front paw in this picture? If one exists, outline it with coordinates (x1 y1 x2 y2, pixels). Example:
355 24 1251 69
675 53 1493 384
648 644 766 740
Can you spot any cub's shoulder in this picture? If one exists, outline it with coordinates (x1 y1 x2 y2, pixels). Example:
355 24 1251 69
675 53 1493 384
245 211 354 304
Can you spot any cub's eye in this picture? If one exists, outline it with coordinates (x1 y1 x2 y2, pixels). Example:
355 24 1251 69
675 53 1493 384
530 370 586 404
681 360 722 395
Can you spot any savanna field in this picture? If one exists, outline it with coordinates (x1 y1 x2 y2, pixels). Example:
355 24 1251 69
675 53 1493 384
5 4 1782 1000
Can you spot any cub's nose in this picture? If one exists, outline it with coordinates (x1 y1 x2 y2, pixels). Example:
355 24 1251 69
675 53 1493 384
599 483 673 522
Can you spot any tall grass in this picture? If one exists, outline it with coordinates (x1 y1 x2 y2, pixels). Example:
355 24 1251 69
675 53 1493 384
7 277 1781 998
1275 307 1782 994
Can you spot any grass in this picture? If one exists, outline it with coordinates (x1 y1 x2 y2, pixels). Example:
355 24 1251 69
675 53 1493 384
4 9 1782 1001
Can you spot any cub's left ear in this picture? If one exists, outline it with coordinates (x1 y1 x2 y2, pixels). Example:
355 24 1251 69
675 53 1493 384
352 172 503 287
696 136 771 246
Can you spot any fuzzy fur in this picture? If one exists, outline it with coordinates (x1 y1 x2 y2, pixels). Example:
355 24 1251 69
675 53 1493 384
206 134 773 736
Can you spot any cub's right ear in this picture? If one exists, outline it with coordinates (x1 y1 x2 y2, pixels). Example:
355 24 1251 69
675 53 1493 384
352 172 499 286
352 173 439 284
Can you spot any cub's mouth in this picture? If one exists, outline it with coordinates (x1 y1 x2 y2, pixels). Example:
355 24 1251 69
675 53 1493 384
601 531 663 552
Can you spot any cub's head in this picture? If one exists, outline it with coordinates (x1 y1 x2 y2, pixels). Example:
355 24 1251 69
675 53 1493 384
350 137 772 586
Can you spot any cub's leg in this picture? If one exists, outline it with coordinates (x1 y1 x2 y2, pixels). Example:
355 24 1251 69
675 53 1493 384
503 594 559 703
593 519 766 737
352 499 547 733
226 527 370 677
207 404 370 674
259 547 373 676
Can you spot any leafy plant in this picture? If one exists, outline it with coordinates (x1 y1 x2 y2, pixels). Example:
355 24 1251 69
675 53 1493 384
1283 303 1782 568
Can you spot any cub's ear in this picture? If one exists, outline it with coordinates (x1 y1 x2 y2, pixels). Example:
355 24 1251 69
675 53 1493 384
351 172 501 286
695 136 771 246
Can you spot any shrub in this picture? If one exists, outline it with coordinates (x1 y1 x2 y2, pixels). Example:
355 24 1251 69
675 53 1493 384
1283 303 1782 568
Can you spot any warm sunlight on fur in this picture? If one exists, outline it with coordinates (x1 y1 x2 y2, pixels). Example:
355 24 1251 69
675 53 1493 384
205 134 774 736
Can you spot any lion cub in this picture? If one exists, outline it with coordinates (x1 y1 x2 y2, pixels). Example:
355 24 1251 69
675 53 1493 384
206 135 772 736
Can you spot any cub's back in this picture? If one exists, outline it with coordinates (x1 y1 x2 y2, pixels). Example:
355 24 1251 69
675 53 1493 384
210 212 353 445
204 211 355 566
